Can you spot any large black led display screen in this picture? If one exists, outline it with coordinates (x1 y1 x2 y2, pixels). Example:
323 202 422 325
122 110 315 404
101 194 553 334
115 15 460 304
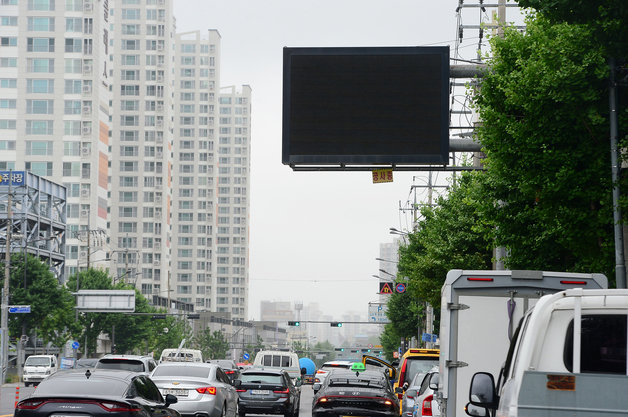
282 46 450 166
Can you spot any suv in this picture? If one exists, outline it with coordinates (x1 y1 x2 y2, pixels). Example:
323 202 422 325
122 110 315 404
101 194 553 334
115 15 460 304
95 354 157 374
235 368 300 417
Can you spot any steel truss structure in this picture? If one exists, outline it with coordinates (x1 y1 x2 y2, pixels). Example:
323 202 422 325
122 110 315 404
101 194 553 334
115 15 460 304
0 172 66 281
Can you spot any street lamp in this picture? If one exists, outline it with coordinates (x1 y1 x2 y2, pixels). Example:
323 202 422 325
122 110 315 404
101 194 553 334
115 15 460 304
376 257 398 264
389 227 409 236
371 274 394 283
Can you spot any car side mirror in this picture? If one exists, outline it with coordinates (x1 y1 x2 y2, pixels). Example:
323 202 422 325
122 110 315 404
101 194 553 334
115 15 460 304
465 403 488 417
300 367 307 375
394 387 404 394
469 372 498 409
233 379 242 387
313 383 321 394
429 373 439 390
164 394 178 407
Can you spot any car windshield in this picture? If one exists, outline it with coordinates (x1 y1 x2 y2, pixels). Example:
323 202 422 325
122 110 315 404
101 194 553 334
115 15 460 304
76 359 97 368
36 375 129 397
152 366 211 378
240 373 283 384
404 358 439 384
96 359 145 372
25 357 51 366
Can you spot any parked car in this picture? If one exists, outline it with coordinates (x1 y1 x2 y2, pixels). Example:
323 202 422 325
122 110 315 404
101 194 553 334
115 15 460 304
14 369 179 417
95 354 157 374
312 367 399 417
22 355 58 387
313 360 354 386
150 362 238 417
412 369 440 417
234 368 300 417
207 359 240 382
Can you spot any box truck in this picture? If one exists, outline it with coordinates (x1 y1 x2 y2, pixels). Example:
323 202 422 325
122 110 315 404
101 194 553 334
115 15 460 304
437 269 607 417
467 288 628 416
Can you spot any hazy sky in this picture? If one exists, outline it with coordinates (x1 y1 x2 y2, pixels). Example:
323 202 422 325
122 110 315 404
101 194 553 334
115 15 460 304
172 0 499 320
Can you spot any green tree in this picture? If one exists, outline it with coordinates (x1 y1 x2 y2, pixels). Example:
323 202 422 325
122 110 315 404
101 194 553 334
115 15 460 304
151 316 193 358
194 329 230 360
473 16 619 280
7 254 78 348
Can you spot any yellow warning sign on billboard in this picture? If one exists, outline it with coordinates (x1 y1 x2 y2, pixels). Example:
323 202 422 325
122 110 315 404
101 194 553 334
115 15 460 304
372 169 393 184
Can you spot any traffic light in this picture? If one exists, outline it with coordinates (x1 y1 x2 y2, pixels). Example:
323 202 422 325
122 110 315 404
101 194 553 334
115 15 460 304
334 348 345 352
330 322 343 327
288 321 300 326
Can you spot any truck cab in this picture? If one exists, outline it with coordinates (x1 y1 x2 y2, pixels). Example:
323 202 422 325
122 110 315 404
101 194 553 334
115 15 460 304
468 289 628 417
23 354 58 386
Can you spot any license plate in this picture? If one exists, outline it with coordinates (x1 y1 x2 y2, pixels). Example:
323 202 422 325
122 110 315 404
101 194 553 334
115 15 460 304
163 389 188 396
251 389 270 395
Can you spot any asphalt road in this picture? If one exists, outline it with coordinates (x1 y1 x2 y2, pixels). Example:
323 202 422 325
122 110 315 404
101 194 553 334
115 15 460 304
0 383 316 417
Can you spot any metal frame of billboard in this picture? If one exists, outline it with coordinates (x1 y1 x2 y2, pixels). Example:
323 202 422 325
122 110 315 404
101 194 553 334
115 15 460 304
283 46 450 169
75 289 135 313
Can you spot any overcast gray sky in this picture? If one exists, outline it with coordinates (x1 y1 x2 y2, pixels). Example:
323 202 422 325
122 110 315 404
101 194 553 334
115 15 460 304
172 0 493 320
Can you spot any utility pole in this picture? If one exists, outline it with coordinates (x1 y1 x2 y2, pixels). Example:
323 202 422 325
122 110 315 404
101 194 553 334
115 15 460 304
2 172 12 384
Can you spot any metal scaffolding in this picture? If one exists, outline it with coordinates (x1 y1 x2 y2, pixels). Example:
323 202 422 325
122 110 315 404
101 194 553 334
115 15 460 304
0 171 66 281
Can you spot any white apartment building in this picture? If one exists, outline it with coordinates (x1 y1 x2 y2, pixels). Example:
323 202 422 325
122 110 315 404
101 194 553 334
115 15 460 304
0 0 112 279
2 0 251 318
108 0 175 297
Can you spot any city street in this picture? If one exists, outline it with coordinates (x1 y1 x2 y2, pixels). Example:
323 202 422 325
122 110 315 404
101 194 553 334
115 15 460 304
0 383 315 417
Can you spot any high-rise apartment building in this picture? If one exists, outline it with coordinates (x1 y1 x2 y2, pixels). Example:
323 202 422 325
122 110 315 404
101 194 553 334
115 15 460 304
0 0 112 280
108 0 175 298
2 0 251 318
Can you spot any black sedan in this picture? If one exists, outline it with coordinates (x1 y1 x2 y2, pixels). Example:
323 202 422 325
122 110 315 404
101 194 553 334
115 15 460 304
312 368 399 417
234 368 300 417
15 369 180 417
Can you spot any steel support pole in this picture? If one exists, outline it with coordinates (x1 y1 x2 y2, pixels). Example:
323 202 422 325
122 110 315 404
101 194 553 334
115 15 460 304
2 173 12 383
610 58 626 288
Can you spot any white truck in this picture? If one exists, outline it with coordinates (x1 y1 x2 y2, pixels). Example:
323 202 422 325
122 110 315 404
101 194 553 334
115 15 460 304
467 288 628 416
23 354 58 386
437 269 608 417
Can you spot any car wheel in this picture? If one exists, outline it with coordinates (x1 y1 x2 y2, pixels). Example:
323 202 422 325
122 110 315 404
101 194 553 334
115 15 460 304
238 409 245 417
24 382 29 387
221 403 227 417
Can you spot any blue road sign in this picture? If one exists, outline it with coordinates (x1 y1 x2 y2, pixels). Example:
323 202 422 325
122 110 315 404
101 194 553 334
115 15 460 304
72 341 80 349
8 305 30 313
395 283 406 293
243 352 250 360
0 171 26 186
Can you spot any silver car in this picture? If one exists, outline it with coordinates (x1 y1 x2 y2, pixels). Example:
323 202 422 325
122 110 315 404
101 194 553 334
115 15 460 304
313 360 354 387
151 362 238 417
412 368 440 417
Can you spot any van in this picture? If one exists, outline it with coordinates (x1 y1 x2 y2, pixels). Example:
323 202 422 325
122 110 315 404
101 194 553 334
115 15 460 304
253 350 302 383
23 354 58 386
467 288 628 416
159 348 203 363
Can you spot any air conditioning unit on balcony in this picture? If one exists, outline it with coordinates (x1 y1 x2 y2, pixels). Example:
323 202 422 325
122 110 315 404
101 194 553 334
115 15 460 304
153 260 160 267
80 188 90 198
80 209 89 219
79 250 88 260
81 146 90 157
82 64 92 75
156 104 163 112
155 195 162 203
156 75 163 83
156 120 163 128
82 85 92 94
82 106 92 115
154 243 161 251
83 2 92 12
157 44 164 52
82 127 92 136
156 151 162 158
157 62 164 68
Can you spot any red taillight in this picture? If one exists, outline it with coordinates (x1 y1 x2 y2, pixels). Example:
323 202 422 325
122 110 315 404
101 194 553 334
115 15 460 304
421 394 433 416
99 402 141 412
316 370 327 374
225 370 235 374
560 280 587 285
467 277 494 282
236 389 246 392
196 387 217 395
316 397 329 404
398 359 408 388
16 399 45 410
273 388 289 394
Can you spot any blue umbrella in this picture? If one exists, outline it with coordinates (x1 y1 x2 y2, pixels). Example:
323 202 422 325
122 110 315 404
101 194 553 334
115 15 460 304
299 357 316 375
